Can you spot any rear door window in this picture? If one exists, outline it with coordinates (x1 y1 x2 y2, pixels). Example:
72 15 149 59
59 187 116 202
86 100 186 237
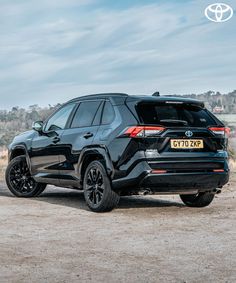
101 101 115 125
137 103 217 127
71 101 101 128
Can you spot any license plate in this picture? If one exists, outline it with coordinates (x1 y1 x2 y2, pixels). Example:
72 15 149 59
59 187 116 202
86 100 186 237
170 139 204 149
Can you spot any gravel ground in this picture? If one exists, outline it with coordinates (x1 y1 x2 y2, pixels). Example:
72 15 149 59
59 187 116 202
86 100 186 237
0 175 235 283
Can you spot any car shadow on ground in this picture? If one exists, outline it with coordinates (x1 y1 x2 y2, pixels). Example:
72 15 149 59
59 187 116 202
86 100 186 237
40 192 184 210
0 185 184 211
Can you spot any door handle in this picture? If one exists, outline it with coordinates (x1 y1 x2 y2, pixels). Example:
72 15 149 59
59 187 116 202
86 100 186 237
52 136 60 144
83 132 94 139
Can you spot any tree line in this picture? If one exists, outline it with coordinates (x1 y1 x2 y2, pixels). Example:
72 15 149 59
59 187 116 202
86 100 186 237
0 104 60 147
172 90 236 113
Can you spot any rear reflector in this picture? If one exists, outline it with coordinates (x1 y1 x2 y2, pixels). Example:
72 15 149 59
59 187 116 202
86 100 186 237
208 127 230 137
124 126 165 138
213 169 224 172
151 169 167 174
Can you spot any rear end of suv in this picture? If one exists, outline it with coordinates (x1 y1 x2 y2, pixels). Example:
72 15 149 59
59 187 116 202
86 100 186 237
6 93 229 212
112 96 229 199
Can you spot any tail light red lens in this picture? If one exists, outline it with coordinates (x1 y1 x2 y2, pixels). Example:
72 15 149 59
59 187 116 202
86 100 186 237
124 126 165 138
213 169 224 172
208 127 230 137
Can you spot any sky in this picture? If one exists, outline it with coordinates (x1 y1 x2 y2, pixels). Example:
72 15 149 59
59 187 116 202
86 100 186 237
0 0 235 109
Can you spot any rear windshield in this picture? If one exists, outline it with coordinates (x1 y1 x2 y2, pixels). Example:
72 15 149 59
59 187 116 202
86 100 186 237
137 103 217 127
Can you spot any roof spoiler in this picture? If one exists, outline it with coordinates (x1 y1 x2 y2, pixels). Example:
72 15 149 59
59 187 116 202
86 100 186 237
165 100 204 108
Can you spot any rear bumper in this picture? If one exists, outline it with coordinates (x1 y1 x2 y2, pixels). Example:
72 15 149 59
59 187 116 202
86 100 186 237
112 159 229 193
140 171 229 191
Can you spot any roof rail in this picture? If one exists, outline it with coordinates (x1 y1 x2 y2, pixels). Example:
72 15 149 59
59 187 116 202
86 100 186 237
81 93 128 98
68 93 129 103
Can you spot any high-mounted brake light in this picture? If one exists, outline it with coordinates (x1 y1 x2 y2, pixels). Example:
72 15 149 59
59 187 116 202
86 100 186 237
124 126 165 138
208 127 230 137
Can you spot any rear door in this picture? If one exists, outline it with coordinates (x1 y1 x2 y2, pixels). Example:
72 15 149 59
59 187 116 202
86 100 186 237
57 100 103 187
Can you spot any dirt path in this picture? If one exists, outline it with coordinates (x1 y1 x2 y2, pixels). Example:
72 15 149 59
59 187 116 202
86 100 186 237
0 175 235 283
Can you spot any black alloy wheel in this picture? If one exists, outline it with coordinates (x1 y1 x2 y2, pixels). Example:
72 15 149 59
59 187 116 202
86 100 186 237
6 155 46 197
85 166 104 206
83 161 120 212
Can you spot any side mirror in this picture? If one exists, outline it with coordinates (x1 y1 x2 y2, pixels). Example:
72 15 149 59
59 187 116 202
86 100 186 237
32 121 44 132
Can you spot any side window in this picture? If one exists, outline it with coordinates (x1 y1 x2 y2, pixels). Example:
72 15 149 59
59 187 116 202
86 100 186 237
101 101 115 125
71 101 101 128
45 103 75 131
92 102 103 126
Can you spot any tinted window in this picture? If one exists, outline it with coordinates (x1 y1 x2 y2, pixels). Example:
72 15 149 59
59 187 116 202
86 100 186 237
71 101 101 128
102 101 115 125
137 103 217 127
45 103 75 131
92 102 103 126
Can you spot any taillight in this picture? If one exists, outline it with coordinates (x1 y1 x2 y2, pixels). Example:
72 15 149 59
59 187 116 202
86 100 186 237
124 126 165 138
208 127 230 137
213 169 224 173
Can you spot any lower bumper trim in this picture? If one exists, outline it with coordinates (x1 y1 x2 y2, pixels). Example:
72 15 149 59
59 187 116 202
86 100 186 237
140 172 229 190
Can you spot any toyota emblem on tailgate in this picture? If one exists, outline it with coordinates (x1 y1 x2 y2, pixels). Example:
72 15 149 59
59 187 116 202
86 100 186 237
185 131 193 138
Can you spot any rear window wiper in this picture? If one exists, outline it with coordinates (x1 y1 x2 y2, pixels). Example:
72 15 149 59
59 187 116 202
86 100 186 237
160 119 188 126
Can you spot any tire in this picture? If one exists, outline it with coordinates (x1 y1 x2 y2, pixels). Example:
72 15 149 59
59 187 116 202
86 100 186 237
83 160 120 212
5 155 47 198
180 192 215 207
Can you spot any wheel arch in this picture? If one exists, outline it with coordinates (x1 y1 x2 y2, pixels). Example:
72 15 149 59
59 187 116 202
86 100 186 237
9 145 32 173
9 145 27 160
78 146 114 186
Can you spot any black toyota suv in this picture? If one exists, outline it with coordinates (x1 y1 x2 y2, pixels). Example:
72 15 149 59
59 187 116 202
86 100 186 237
5 93 229 212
